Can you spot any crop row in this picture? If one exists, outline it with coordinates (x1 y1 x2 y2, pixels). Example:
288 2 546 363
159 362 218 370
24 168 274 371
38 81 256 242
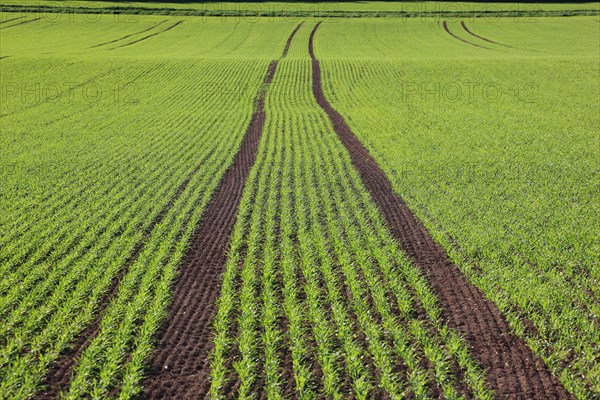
0 17 310 398
314 18 599 397
209 48 492 399
0 13 300 59
0 51 275 397
2 14 597 399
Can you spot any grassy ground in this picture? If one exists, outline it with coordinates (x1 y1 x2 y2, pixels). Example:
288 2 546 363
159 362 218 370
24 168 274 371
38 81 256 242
316 16 600 397
0 15 289 398
0 9 598 399
210 33 491 399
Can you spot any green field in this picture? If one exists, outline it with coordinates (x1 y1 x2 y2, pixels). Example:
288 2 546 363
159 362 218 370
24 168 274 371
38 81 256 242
317 16 600 397
0 4 599 399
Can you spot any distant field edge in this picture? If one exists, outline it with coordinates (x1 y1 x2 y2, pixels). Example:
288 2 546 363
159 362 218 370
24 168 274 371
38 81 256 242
1 4 599 18
308 22 574 399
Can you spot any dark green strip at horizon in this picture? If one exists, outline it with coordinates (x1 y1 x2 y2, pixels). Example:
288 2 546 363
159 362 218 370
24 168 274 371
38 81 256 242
1 4 598 18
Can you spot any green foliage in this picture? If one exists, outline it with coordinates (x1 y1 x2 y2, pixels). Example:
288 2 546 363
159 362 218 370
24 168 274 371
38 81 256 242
0 15 291 398
0 9 597 400
209 36 491 397
316 16 600 397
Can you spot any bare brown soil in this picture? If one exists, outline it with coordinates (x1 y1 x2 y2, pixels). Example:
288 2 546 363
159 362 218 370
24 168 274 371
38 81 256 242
111 20 183 50
309 22 571 399
90 20 167 48
442 21 489 49
461 21 514 48
141 23 303 399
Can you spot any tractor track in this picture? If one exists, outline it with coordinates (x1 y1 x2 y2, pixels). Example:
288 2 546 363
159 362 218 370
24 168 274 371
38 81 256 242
0 16 24 25
461 21 514 48
309 22 570 399
34 163 204 399
90 20 167 48
31 63 192 399
442 21 489 49
110 20 183 50
141 23 303 399
0 17 41 30
281 21 303 57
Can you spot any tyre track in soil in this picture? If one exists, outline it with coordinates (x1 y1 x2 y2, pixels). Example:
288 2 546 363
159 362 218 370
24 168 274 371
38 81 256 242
34 165 205 399
0 17 41 30
461 21 514 48
110 20 183 50
0 16 24 25
141 22 303 399
89 20 167 48
308 22 571 399
442 21 489 50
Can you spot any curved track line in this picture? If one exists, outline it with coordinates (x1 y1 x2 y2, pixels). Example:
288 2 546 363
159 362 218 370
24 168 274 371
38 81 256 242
281 21 303 57
0 56 9 60
34 166 203 399
197 21 241 56
0 17 42 30
141 22 303 400
110 20 183 50
32 67 170 400
461 21 514 48
309 22 571 399
89 20 167 48
442 21 489 50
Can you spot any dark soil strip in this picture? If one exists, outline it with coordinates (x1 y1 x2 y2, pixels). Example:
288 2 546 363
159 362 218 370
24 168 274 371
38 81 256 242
442 21 489 49
34 170 203 399
141 22 303 400
309 22 571 399
0 56 9 60
90 20 167 48
281 21 303 57
0 17 41 30
461 21 514 48
110 20 183 50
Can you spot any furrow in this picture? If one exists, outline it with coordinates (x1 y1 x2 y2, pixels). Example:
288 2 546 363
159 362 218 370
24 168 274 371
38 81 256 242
141 23 304 399
460 21 514 48
89 20 167 48
110 20 183 50
34 165 201 399
442 21 489 50
0 17 41 30
308 21 571 399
